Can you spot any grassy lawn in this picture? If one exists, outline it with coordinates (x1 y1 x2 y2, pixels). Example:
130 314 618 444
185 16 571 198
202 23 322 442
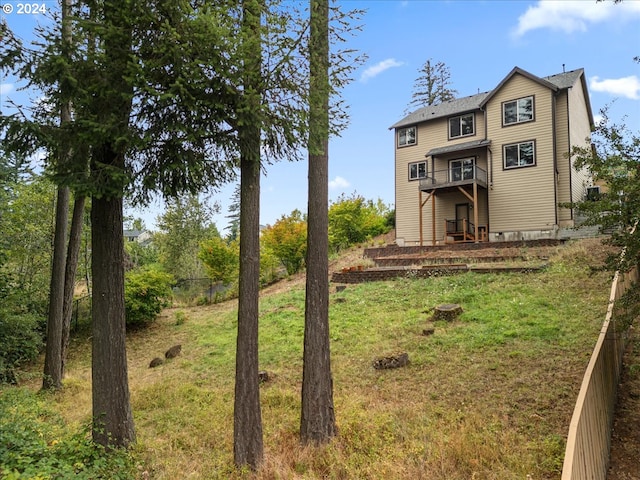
8 240 614 479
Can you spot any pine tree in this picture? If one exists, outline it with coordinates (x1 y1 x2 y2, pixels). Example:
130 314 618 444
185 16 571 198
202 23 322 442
406 59 457 113
301 0 337 445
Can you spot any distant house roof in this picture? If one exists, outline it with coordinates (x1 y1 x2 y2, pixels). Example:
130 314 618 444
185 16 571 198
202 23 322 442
390 67 591 130
124 229 143 239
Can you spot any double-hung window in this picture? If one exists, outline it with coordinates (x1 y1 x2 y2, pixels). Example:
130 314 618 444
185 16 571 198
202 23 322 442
409 161 427 181
398 126 416 147
503 96 534 125
449 113 475 139
504 141 535 169
449 158 476 182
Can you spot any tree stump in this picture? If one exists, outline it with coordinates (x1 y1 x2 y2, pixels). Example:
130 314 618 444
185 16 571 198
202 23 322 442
165 344 182 359
149 357 164 368
372 352 409 370
433 304 463 322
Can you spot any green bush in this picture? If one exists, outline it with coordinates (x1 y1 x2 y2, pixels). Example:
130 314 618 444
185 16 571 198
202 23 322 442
0 387 136 479
198 236 239 284
124 268 175 328
328 194 392 252
0 311 42 384
260 210 307 275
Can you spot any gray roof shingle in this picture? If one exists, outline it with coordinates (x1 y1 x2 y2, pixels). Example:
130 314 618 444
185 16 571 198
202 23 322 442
389 67 586 130
389 91 490 130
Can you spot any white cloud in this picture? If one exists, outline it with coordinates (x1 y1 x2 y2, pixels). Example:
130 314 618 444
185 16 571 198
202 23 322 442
513 0 640 37
590 75 640 100
329 176 350 190
593 113 604 127
360 58 404 82
0 83 14 95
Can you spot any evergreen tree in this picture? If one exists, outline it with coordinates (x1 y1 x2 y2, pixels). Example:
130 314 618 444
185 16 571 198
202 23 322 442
406 59 457 113
301 0 337 445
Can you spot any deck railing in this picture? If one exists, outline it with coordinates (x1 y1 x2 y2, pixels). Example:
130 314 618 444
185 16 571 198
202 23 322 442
445 219 476 236
419 165 487 190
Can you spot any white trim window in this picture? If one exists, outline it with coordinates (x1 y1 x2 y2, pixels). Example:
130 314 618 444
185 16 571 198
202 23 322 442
449 158 476 181
409 161 427 181
398 126 416 147
503 96 534 125
504 140 535 169
449 113 475 139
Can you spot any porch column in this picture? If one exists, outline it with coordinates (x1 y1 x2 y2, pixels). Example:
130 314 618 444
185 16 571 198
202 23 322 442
473 181 479 243
432 192 436 246
419 191 423 246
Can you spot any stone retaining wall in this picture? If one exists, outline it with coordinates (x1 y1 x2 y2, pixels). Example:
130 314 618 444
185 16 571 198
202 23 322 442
331 264 546 284
363 238 563 260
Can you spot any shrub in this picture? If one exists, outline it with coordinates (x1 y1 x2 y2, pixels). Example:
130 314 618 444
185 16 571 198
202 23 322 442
260 247 282 286
0 387 136 479
328 194 392 252
260 210 307 275
198 236 239 285
0 311 42 384
124 268 175 328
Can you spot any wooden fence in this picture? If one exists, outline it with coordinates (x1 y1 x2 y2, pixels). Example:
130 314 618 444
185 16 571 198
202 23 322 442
561 263 638 479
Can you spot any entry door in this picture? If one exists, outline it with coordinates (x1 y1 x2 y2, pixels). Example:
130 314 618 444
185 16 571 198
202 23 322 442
455 203 469 233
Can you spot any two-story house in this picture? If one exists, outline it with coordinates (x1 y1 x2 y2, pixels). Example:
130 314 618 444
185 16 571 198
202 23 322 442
390 66 594 246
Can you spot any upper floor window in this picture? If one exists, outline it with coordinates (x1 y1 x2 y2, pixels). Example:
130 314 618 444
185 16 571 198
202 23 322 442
503 96 534 125
398 126 416 147
449 113 475 139
504 140 535 169
409 161 427 181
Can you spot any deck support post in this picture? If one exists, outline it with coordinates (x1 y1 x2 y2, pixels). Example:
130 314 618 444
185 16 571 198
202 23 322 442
473 181 479 243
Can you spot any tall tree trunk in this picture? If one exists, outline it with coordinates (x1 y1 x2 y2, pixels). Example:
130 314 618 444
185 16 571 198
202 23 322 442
42 0 73 390
42 186 69 390
91 184 135 448
90 0 135 449
234 0 264 470
301 0 337 445
61 194 85 376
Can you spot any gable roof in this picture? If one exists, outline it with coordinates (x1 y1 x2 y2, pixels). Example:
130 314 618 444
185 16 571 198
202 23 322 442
390 66 592 130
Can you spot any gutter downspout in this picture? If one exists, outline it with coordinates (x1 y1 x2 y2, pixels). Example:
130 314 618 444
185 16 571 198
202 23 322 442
552 91 559 228
481 105 491 240
566 87 573 220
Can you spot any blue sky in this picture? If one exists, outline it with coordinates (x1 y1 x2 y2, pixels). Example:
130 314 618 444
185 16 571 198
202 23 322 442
2 0 639 233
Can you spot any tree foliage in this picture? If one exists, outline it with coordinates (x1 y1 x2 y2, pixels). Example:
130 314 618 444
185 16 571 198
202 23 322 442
0 173 55 313
154 195 220 280
199 236 239 285
405 59 457 113
124 268 175 328
261 210 307 275
0 311 42 384
328 194 392 252
568 108 640 271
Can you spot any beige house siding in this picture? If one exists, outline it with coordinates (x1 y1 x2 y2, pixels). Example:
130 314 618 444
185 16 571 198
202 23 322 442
485 74 557 233
555 89 573 226
568 79 593 206
394 126 423 245
394 112 488 245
